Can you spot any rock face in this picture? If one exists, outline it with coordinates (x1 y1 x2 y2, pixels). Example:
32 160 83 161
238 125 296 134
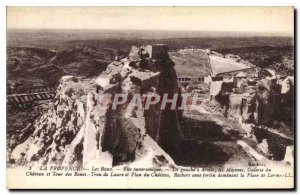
9 44 181 168
210 72 293 125
207 55 294 163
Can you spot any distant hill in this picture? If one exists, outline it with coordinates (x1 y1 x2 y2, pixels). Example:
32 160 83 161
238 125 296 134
7 29 293 51
7 47 55 75
50 46 121 77
6 46 117 94
7 31 294 93
215 46 294 75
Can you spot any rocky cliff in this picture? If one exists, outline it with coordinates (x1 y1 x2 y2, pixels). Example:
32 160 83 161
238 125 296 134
9 44 181 168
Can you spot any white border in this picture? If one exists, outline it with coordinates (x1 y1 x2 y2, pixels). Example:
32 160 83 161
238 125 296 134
2 0 300 6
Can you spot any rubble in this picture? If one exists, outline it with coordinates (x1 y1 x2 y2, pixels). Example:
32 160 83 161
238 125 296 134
205 48 294 163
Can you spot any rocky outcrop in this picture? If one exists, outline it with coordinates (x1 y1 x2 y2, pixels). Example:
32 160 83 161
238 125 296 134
207 54 294 163
9 44 181 168
210 74 293 124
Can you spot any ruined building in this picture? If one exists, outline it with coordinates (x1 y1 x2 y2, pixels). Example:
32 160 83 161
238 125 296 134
207 50 294 162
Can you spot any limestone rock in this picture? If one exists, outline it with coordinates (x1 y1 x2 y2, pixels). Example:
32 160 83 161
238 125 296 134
10 45 181 168
284 146 294 166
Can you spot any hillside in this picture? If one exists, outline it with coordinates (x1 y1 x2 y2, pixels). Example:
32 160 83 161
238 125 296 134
216 46 294 75
7 47 56 76
7 46 118 94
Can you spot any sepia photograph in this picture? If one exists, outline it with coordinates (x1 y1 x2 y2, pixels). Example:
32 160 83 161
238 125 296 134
5 6 295 189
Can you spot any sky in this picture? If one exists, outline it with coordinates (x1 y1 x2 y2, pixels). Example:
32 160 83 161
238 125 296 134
7 7 294 36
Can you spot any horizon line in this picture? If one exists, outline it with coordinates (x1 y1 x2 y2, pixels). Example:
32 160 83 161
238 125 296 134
7 28 293 37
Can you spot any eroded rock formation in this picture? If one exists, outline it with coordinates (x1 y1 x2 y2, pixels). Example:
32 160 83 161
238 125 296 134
9 44 182 168
209 69 294 162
